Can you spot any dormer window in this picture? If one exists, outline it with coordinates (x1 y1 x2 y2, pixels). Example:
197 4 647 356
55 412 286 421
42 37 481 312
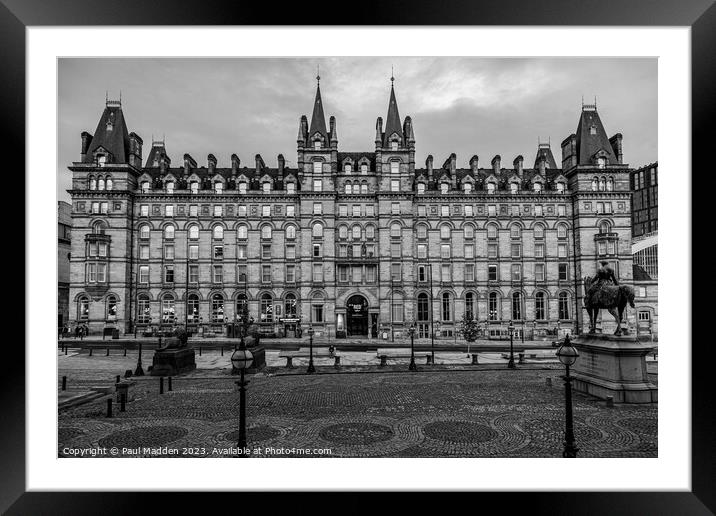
214 182 223 194
533 182 542 193
190 182 198 194
556 182 565 194
510 183 518 195
391 141 399 151
97 155 107 167
441 183 449 194
344 164 352 174
361 164 368 175
487 183 496 194
464 183 472 194
262 182 271 193
166 181 174 194
597 157 607 169
141 181 149 193
239 182 247 194
286 182 295 194
417 183 425 195
589 125 597 135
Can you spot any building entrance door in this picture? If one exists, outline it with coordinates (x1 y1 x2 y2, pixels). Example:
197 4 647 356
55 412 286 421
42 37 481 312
346 295 369 337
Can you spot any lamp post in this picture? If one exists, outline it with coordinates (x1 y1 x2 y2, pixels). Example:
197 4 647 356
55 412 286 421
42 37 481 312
408 322 417 371
556 333 579 458
507 320 516 369
307 326 315 374
231 340 254 456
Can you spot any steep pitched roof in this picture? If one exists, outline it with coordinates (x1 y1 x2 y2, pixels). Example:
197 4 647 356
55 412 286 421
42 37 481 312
308 84 329 143
83 104 131 163
575 106 617 165
145 141 169 168
633 264 653 281
534 144 558 169
383 84 403 146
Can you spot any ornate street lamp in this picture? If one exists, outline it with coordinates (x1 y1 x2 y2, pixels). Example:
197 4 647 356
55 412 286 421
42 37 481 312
407 322 417 371
307 326 316 374
507 320 516 369
231 339 254 455
556 333 579 458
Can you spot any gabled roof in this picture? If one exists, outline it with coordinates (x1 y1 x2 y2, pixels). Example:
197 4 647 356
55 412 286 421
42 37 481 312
308 84 329 143
83 104 131 163
575 106 617 165
337 152 376 168
383 83 403 146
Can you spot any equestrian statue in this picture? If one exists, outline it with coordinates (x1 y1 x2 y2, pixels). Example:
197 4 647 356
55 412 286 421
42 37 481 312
583 261 635 336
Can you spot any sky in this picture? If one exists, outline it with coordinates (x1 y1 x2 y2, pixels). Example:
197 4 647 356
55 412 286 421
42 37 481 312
57 57 657 202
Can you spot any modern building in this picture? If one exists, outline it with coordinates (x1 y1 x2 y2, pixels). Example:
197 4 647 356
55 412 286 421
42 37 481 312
630 162 658 338
66 79 637 339
58 201 72 331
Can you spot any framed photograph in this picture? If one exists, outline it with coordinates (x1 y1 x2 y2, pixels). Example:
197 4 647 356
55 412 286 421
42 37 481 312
10 0 709 512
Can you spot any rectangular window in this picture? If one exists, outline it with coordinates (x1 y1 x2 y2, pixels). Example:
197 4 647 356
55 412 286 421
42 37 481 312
164 245 174 260
189 205 198 217
139 265 149 284
352 265 362 283
607 241 616 254
86 263 96 282
313 243 322 257
238 205 247 216
441 264 451 282
511 264 522 281
534 205 543 216
236 245 247 259
535 243 545 259
338 245 347 258
511 244 521 258
313 179 322 192
189 265 198 283
391 180 400 192
140 204 149 217
164 266 174 283
558 243 567 258
366 265 376 283
261 245 271 260
465 264 475 282
262 205 270 217
339 205 348 217
100 202 108 214
417 244 427 259
391 263 402 281
260 265 271 283
286 205 295 217
286 265 295 282
165 205 174 217
465 244 474 259
391 242 401 258
598 241 607 255
391 202 400 215
418 205 426 217
237 265 247 283
139 245 149 260
189 245 199 260
338 265 348 282
352 244 362 257
353 205 361 217
213 265 223 283
558 205 566 216
313 202 322 215
96 263 107 283
535 263 545 281
366 205 375 217
441 244 451 259
441 205 449 217
214 205 222 217
286 245 296 259
214 246 224 260
312 304 324 323
511 205 520 216
488 205 496 216
465 205 473 216
488 265 498 281
559 263 569 281
488 243 498 259
417 265 427 282
313 264 323 282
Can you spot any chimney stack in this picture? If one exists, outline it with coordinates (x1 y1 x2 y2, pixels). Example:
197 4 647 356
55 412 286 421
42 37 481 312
183 153 196 176
208 154 217 175
469 155 479 173
81 132 93 162
426 155 434 184
513 155 524 177
255 154 265 175
278 154 285 181
231 154 240 175
609 133 623 164
491 155 501 175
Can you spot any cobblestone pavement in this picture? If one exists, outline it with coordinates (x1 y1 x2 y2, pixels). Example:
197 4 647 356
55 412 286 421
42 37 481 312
58 366 657 458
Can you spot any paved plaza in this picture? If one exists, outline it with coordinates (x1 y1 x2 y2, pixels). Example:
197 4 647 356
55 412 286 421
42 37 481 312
58 349 658 458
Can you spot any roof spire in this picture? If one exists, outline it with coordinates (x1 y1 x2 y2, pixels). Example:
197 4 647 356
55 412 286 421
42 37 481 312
316 64 320 85
382 76 403 147
308 74 329 144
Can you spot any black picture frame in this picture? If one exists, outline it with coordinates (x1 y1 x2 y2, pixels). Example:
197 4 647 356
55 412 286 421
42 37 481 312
5 0 709 513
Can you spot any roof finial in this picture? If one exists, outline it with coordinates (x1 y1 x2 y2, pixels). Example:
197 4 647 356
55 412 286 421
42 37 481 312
119 90 122 105
105 91 108 105
316 64 320 85
594 96 597 109
391 65 395 84
581 95 584 109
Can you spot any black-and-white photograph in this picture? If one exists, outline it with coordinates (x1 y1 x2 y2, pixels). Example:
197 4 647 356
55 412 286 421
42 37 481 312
57 56 658 459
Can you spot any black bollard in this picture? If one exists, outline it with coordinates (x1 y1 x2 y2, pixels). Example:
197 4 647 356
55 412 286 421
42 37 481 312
64 346 68 355
120 394 126 412
61 376 67 391
199 347 202 356
123 346 127 357
160 377 164 394
106 347 110 356
89 348 93 357
106 398 113 418
168 377 173 391
221 346 223 356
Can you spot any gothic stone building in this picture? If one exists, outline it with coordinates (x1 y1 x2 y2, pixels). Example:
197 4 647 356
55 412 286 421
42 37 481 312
67 80 635 339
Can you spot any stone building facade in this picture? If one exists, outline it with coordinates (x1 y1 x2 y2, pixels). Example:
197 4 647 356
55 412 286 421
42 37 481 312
66 81 636 339
58 201 72 331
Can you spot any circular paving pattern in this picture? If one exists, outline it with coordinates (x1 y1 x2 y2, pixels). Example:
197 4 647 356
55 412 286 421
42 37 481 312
423 421 498 444
225 425 282 443
58 427 86 442
617 417 657 437
319 422 394 445
98 425 188 449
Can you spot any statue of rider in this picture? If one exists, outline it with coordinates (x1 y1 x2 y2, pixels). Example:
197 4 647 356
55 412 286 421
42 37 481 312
595 260 619 288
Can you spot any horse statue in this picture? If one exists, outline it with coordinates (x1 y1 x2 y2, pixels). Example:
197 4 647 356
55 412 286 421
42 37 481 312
157 326 190 351
583 276 635 336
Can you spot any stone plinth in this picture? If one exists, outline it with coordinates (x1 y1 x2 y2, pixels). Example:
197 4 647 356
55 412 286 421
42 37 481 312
151 348 196 376
571 334 657 404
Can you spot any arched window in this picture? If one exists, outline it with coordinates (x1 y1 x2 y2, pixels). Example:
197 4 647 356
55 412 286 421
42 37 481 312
440 225 451 240
261 225 272 240
417 224 428 240
591 177 598 191
188 224 199 240
464 225 474 240
488 292 499 321
236 225 248 240
352 225 362 240
606 177 614 191
89 176 97 190
212 226 224 240
390 223 401 238
139 224 150 240
338 225 348 240
441 183 449 194
535 292 546 320
510 225 522 239
93 221 107 234
161 293 176 323
187 294 200 324
533 182 542 193
465 292 475 318
487 182 496 194
417 183 425 194
441 292 452 321
599 177 606 191
360 182 368 194
534 224 545 239
98 177 106 190
235 293 248 318
312 223 323 238
260 293 273 323
345 183 352 194
365 225 375 240
137 294 151 324
286 225 296 240
284 293 297 318
78 296 90 321
599 221 611 234
487 224 498 239
311 292 325 323
464 182 472 194
106 295 118 320
417 293 430 322
211 294 225 323
164 225 175 240
512 292 523 320
105 177 113 191
557 224 568 239
559 292 570 320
